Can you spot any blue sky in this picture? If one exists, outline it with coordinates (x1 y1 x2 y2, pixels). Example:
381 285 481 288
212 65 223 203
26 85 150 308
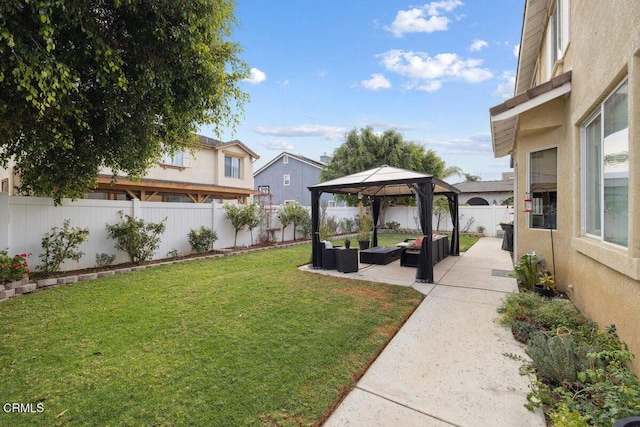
199 0 523 181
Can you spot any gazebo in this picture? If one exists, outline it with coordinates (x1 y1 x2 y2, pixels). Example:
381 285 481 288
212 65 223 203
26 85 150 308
308 165 460 283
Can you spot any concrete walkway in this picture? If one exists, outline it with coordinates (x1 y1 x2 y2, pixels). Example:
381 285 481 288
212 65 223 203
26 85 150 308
304 237 546 427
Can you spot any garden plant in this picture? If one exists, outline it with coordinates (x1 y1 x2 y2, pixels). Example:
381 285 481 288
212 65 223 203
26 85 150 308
498 292 640 425
106 211 167 265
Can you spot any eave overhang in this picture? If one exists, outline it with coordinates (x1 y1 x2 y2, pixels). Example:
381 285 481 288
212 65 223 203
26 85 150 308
489 71 572 158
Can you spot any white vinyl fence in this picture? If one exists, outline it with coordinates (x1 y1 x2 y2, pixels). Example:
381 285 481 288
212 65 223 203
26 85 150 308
325 205 514 237
0 194 514 273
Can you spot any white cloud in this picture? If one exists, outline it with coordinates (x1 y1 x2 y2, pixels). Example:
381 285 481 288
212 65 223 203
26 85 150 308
253 124 347 140
494 71 516 99
244 68 267 84
377 49 493 92
469 39 488 52
422 134 493 156
513 44 520 58
260 140 294 151
360 73 392 90
385 0 464 37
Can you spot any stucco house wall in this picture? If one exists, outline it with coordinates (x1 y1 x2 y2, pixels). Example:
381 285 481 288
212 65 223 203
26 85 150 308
491 0 640 373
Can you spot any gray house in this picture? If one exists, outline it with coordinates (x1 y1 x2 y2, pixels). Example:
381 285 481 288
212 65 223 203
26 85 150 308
253 152 336 206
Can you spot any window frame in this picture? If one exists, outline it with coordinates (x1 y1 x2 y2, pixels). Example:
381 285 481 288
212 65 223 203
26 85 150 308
527 146 558 231
224 155 242 179
161 150 184 167
283 174 290 186
580 78 629 249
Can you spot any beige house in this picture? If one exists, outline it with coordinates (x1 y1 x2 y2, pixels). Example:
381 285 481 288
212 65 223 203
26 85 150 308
490 0 640 373
0 135 260 203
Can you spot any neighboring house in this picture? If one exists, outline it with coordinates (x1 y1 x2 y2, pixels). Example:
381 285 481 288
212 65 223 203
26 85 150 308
489 0 640 372
92 135 259 203
253 152 337 206
0 135 260 203
453 178 514 206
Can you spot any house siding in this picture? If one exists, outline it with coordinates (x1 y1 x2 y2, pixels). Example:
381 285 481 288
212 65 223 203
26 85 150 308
507 1 640 373
254 154 333 206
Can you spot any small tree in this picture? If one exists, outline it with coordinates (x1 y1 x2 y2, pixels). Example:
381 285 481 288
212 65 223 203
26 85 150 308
224 204 248 247
433 197 450 231
278 202 309 241
106 212 167 265
288 203 310 241
277 205 294 242
38 219 90 274
242 203 263 245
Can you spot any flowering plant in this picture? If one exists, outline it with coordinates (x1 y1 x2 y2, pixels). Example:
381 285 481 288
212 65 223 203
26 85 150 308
188 226 218 254
0 250 30 283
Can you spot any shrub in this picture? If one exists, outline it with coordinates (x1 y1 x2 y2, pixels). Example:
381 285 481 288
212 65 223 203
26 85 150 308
0 251 30 283
499 293 640 424
106 211 167 265
188 226 218 254
385 221 400 230
38 219 90 274
95 253 116 268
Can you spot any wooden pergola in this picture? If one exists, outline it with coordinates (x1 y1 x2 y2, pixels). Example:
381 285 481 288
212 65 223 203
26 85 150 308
308 165 460 283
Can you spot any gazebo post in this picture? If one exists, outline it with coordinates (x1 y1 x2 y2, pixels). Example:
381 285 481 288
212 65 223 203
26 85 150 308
311 190 322 269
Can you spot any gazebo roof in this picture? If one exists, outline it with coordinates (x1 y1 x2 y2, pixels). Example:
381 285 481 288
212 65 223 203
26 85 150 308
308 165 460 197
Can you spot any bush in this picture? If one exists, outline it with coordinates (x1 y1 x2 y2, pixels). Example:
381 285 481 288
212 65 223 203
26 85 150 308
499 293 640 424
38 219 90 274
188 226 218 254
95 253 116 268
0 251 30 283
106 211 167 265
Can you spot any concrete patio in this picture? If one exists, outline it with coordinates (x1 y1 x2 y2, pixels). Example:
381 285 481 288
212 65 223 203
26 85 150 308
301 237 546 427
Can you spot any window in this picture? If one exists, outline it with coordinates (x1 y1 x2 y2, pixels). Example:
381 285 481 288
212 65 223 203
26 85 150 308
283 174 290 186
283 155 288 164
1 179 8 193
529 147 557 229
546 0 570 76
284 200 296 205
225 156 241 179
582 80 628 247
162 150 184 167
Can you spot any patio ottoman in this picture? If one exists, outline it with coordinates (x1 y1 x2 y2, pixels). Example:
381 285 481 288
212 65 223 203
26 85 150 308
359 246 402 265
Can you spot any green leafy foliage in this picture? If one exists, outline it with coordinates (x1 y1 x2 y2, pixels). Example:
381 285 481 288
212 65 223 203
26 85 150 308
0 251 30 283
498 293 640 425
188 226 218 254
106 211 166 265
0 1 247 203
223 203 246 247
37 219 89 274
277 202 309 241
95 253 116 268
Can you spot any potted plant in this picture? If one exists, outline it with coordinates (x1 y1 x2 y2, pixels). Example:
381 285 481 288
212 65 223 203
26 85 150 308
358 215 372 250
534 270 556 298
344 238 351 249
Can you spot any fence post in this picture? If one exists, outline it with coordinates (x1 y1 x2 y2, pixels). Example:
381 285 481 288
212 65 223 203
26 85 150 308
132 198 141 218
0 193 9 251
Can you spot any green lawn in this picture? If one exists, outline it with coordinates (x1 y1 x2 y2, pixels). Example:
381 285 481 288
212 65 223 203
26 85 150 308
0 244 423 426
336 232 479 252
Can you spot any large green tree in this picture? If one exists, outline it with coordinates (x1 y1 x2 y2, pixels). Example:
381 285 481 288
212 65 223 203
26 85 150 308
321 127 458 204
0 0 248 203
